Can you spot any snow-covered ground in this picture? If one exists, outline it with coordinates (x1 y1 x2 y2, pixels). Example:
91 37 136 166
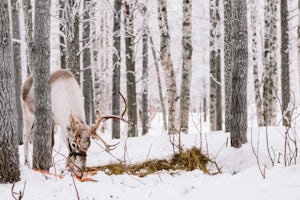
1 115 300 200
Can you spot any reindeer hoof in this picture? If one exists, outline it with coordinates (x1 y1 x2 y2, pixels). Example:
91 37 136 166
24 160 31 168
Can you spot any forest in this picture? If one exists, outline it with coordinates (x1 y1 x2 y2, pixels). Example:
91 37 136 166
1 0 300 199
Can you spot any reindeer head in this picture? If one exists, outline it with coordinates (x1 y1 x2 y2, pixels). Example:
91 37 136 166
66 115 91 172
66 91 128 172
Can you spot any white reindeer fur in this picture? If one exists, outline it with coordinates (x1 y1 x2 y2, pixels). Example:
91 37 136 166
22 69 86 167
50 75 85 142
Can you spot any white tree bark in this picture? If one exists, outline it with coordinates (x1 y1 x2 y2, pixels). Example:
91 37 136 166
263 0 278 126
251 0 263 127
157 0 178 135
180 0 193 134
149 33 168 131
93 1 112 131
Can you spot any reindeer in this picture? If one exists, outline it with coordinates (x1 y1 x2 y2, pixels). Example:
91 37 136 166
21 69 127 172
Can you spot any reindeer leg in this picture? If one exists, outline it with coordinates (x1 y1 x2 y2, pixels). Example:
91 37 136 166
23 119 33 168
23 133 30 167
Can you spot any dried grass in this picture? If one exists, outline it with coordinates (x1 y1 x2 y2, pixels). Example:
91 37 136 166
86 147 221 177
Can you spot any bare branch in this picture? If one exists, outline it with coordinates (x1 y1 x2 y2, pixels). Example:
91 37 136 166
11 181 26 200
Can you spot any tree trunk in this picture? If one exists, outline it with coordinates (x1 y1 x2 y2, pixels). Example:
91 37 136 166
281 0 290 127
157 0 178 135
231 0 248 148
203 94 207 122
298 0 300 96
209 0 222 131
83 0 93 125
125 3 138 137
92 3 100 112
22 0 34 75
180 0 193 134
224 0 232 132
59 0 66 69
216 48 222 131
251 0 263 127
94 4 111 131
0 0 21 183
112 0 122 139
11 0 24 145
210 54 217 131
32 0 52 171
65 0 80 84
149 34 167 131
93 7 109 121
263 0 278 126
141 4 149 135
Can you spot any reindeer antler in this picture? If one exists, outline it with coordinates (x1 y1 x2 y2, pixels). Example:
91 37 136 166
90 91 128 151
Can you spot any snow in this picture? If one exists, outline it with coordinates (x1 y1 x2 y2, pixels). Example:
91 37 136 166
5 0 300 198
1 119 300 200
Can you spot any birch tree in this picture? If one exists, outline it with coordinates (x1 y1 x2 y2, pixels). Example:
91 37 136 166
112 0 122 139
224 0 232 132
157 0 178 135
263 0 278 126
180 0 193 134
149 34 167 131
32 0 52 171
281 0 290 126
231 0 248 148
209 0 222 131
93 2 111 131
250 0 263 127
125 2 138 137
92 3 100 112
11 0 23 144
138 1 167 131
0 0 21 183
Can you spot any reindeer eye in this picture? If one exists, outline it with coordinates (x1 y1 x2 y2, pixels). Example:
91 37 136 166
67 126 71 132
71 142 77 148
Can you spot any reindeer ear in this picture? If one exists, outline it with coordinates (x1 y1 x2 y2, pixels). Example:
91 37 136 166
69 114 78 133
